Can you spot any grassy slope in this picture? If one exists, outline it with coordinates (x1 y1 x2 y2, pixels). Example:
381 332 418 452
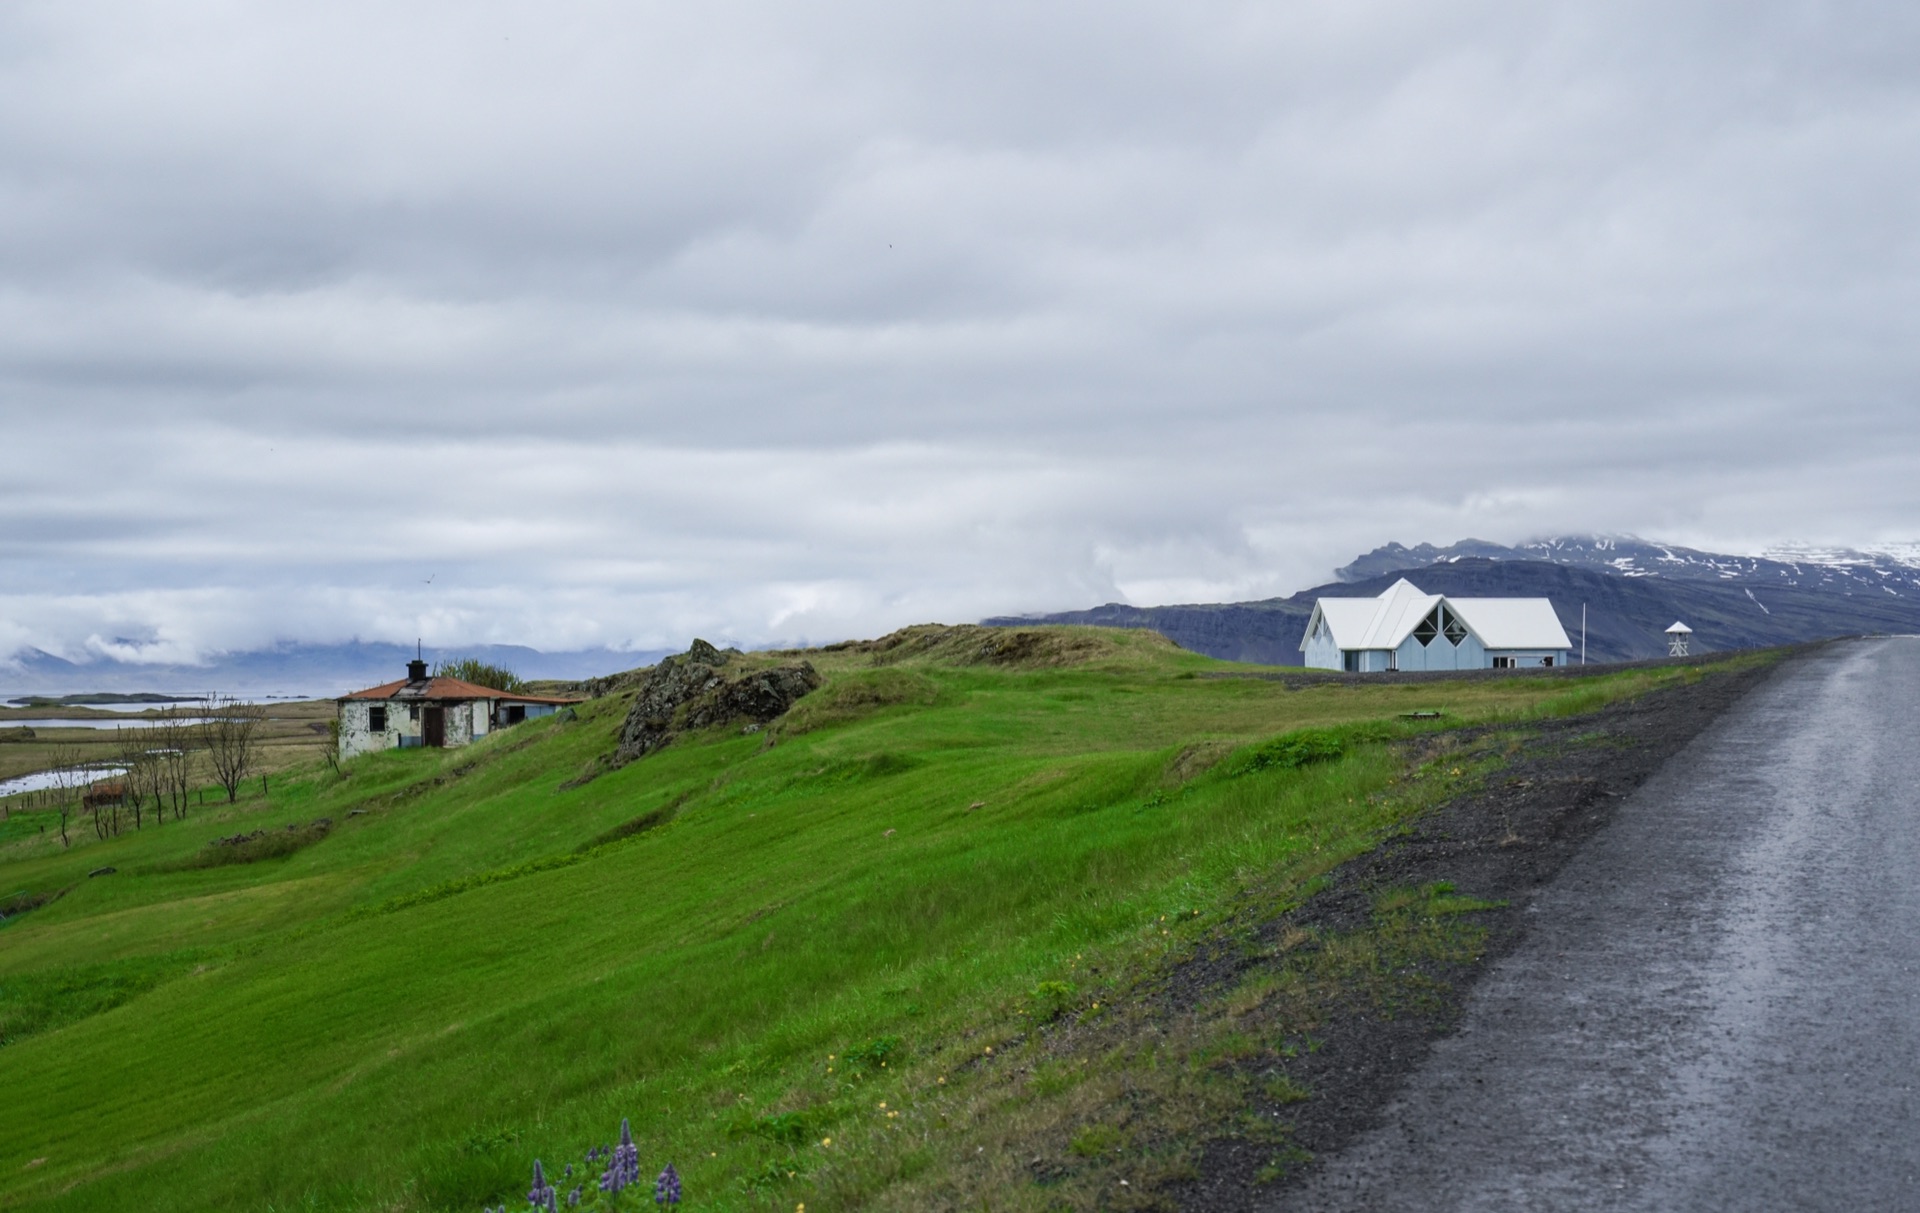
0 631 1742 1211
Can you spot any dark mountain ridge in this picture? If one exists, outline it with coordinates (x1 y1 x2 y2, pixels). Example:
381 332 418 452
987 555 1920 665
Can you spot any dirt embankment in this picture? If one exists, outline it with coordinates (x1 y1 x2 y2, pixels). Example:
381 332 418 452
1171 652 1791 1212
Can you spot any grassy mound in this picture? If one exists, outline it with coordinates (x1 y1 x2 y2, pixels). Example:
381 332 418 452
0 630 1758 1212
811 623 1177 669
775 668 941 737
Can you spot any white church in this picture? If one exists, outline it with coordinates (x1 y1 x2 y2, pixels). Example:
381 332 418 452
1301 579 1573 673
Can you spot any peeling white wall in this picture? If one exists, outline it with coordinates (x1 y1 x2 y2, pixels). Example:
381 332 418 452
337 696 499 759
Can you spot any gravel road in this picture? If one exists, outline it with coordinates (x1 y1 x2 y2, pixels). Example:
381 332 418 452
1286 637 1920 1212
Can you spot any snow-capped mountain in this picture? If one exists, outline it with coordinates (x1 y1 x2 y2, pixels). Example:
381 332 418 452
1336 537 1920 598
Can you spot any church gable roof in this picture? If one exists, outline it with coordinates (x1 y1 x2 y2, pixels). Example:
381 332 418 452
1307 578 1442 650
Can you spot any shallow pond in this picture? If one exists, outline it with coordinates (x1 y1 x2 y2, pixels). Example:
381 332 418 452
0 717 214 731
0 765 129 796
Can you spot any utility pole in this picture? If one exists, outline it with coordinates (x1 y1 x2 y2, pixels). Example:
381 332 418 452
1581 604 1587 666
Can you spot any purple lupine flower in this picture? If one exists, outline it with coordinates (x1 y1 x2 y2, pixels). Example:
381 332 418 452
568 1188 582 1208
653 1162 681 1205
528 1159 556 1209
601 1117 641 1193
618 1118 640 1184
563 1163 572 1179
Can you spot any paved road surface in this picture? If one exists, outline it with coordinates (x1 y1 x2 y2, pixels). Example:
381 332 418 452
1288 638 1920 1212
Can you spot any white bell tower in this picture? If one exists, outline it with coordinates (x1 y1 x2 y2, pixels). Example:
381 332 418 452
1665 621 1693 658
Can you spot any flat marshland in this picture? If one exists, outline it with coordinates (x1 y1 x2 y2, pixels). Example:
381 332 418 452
0 699 332 788
0 627 1769 1211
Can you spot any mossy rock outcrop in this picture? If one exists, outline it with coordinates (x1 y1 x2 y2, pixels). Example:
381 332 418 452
616 640 821 760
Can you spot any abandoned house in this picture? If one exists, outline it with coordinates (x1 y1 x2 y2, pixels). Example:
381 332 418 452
1301 578 1573 673
335 657 582 760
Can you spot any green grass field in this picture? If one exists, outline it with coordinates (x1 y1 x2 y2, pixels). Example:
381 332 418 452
0 630 1752 1211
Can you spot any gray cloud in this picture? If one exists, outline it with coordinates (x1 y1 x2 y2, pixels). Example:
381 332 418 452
4 0 1919 665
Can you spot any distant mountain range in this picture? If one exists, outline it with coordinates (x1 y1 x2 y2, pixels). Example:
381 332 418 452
0 641 664 701
1336 536 1920 595
986 536 1920 665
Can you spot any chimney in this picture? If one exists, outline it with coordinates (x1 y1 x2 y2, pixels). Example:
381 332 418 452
408 641 428 683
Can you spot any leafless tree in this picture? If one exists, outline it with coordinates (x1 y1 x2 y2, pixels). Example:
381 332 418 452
85 738 123 839
46 740 83 847
155 708 196 820
200 696 266 803
114 727 156 830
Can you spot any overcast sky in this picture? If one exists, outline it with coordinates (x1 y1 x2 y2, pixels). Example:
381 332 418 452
4 1 1919 664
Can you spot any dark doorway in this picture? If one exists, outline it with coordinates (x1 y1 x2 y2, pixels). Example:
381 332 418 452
423 706 446 748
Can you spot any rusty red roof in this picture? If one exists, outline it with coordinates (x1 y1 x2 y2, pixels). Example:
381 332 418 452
338 676 580 705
